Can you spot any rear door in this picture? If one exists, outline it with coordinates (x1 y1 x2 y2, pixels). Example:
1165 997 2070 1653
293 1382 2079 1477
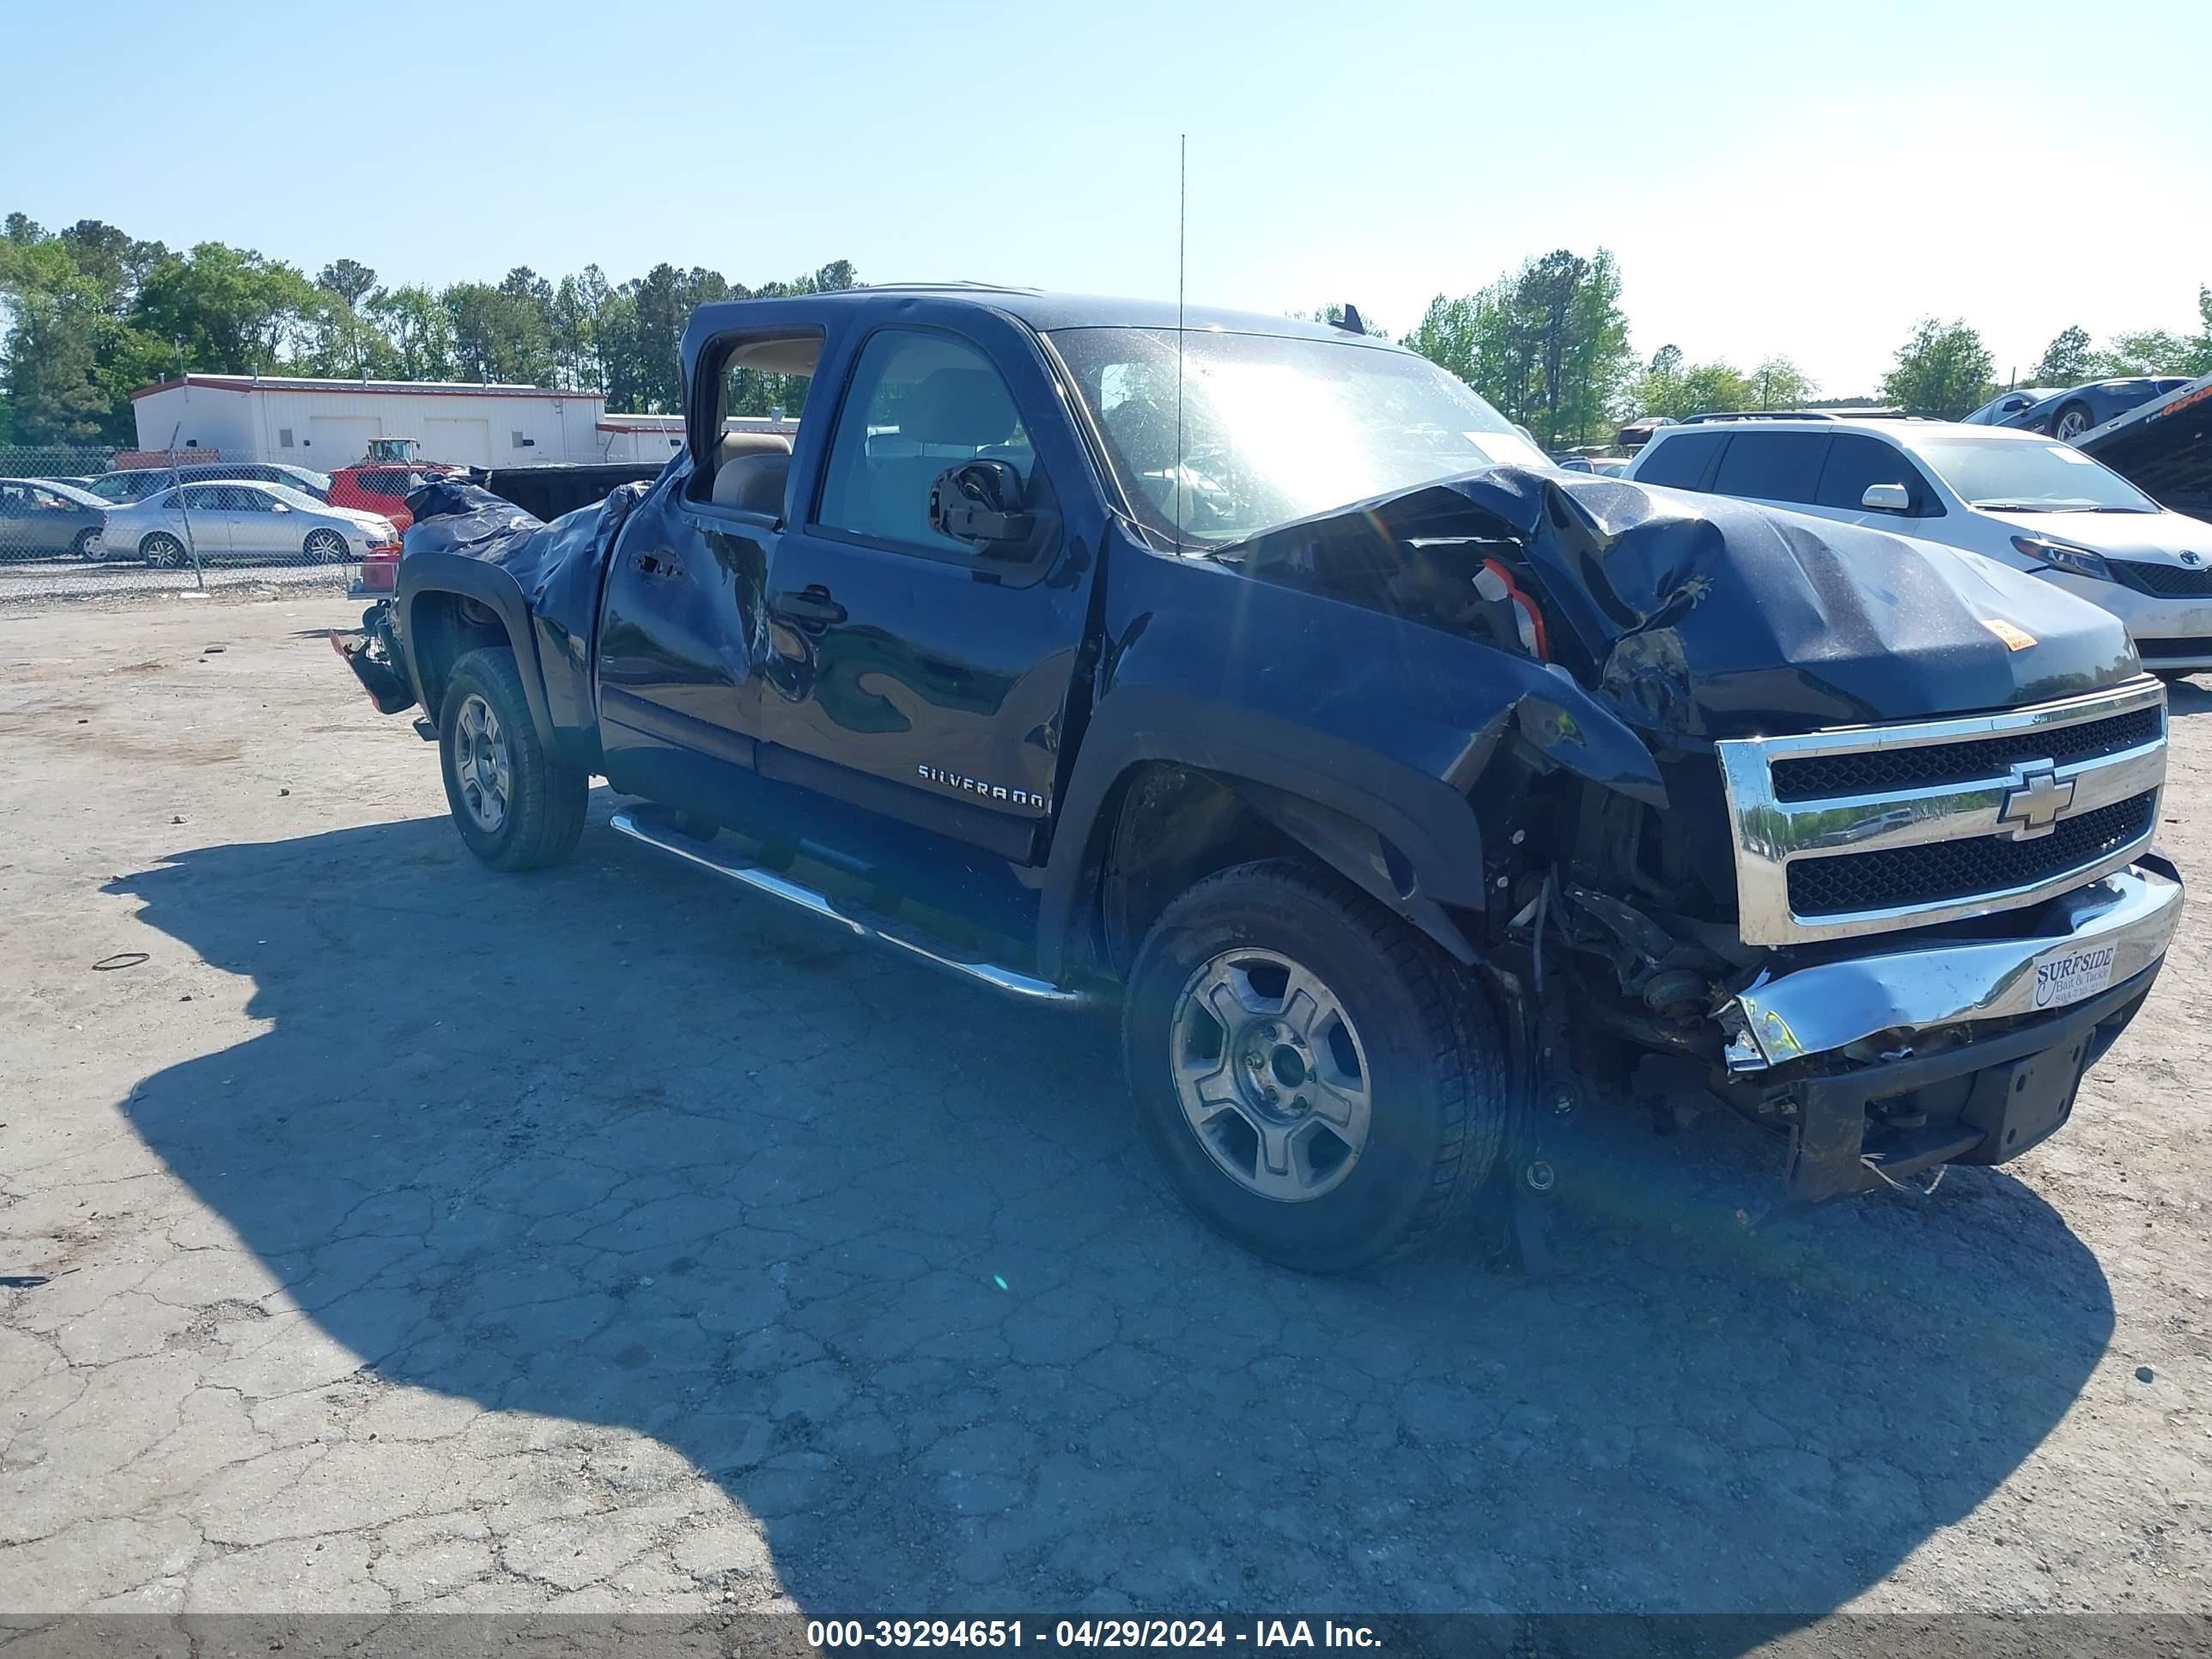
757 320 1095 862
1627 430 1726 493
592 337 812 811
1707 430 1832 518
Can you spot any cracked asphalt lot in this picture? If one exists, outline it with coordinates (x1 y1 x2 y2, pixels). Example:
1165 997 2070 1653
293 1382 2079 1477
3 597 2209 1627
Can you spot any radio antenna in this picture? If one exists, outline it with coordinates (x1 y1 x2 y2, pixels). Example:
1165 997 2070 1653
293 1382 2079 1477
1175 132 1186 556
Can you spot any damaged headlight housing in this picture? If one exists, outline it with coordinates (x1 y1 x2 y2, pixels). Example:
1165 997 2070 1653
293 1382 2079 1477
2012 533 2113 582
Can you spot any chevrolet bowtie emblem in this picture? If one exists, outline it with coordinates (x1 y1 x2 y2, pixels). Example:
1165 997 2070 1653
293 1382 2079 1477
1996 763 2075 841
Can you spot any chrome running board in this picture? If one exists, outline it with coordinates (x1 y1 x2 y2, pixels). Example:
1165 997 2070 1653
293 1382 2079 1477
609 808 1085 1006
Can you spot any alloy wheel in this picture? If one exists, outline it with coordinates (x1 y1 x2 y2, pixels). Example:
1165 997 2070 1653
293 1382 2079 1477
453 693 512 834
1168 946 1374 1202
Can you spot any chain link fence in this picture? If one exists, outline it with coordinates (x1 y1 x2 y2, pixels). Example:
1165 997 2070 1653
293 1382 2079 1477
0 445 386 607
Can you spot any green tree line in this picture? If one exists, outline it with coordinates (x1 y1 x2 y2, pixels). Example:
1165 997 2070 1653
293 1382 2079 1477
7 210 2209 450
1389 252 2212 443
0 212 858 446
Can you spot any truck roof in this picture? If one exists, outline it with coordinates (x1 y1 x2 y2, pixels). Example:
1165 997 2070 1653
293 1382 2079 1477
685 285 1401 348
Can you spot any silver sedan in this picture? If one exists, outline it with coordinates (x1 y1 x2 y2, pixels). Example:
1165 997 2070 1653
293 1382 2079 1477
101 481 398 568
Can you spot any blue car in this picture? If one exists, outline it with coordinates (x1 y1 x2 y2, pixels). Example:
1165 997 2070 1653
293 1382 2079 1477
1996 377 2195 441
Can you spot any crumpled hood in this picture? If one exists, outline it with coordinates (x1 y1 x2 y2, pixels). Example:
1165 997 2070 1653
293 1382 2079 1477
1243 465 2142 740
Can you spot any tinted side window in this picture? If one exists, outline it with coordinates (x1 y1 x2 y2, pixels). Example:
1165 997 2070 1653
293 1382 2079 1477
1633 431 1724 489
1711 433 1827 504
815 329 1032 554
1815 435 1930 514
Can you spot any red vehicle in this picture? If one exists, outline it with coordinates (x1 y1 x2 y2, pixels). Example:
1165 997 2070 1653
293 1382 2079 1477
326 463 461 534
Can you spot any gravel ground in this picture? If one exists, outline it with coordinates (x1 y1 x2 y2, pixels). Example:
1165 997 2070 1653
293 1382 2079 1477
0 558 354 607
2 595 2209 1631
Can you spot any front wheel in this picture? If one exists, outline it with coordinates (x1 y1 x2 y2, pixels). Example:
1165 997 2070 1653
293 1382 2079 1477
140 532 189 568
304 528 349 564
1122 860 1508 1273
438 647 587 872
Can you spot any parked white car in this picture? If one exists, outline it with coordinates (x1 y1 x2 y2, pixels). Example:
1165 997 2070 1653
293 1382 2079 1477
100 481 398 568
1624 417 2212 674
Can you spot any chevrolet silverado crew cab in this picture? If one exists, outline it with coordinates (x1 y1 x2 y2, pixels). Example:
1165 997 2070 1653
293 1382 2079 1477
335 285 2182 1273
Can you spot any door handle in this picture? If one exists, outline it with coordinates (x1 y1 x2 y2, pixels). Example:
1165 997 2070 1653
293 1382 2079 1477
771 585 847 625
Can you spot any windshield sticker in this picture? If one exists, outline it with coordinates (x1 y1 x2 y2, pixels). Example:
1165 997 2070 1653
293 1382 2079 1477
1983 618 2038 652
2047 446 2097 465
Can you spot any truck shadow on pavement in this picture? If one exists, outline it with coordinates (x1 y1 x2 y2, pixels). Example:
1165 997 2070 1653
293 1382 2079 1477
107 799 2114 1623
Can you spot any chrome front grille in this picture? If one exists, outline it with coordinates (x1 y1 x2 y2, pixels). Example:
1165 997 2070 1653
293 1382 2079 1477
1767 704 2162 801
1718 678 2168 945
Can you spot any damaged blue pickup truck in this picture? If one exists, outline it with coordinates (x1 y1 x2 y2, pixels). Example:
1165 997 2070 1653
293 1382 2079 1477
335 285 2182 1273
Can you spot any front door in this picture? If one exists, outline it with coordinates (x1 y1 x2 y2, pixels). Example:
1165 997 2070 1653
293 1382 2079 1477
0 483 58 557
1807 434 1937 533
173 484 239 562
222 486 291 558
759 325 1093 863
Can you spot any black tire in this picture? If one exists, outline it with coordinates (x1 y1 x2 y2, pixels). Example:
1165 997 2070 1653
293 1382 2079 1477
71 527 102 561
304 528 349 564
2051 400 2094 441
437 646 587 872
1122 858 1507 1273
140 532 187 568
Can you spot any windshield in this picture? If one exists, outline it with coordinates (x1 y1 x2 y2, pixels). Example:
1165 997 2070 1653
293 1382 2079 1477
88 472 164 501
33 481 108 509
1047 326 1550 546
1916 436 2160 513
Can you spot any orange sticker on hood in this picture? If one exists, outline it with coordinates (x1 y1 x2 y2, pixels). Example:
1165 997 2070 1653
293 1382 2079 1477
1983 618 2038 652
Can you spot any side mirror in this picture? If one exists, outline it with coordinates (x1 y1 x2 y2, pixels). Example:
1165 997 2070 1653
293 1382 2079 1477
927 460 1053 559
1861 483 1912 513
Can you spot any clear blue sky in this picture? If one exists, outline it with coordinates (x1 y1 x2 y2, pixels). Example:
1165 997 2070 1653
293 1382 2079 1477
5 0 2208 394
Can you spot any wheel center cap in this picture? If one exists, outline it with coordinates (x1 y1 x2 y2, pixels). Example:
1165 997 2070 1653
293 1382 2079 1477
1233 1027 1310 1114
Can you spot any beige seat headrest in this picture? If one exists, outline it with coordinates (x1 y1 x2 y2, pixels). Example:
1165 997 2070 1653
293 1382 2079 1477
719 432 793 465
712 452 790 517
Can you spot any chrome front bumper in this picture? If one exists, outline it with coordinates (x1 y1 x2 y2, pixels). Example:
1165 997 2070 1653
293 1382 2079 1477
1720 858 2183 1073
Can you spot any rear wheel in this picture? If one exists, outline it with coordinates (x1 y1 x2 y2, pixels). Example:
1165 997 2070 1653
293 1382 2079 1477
1122 859 1507 1273
2051 401 2094 441
438 647 586 872
71 527 102 561
140 532 188 568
